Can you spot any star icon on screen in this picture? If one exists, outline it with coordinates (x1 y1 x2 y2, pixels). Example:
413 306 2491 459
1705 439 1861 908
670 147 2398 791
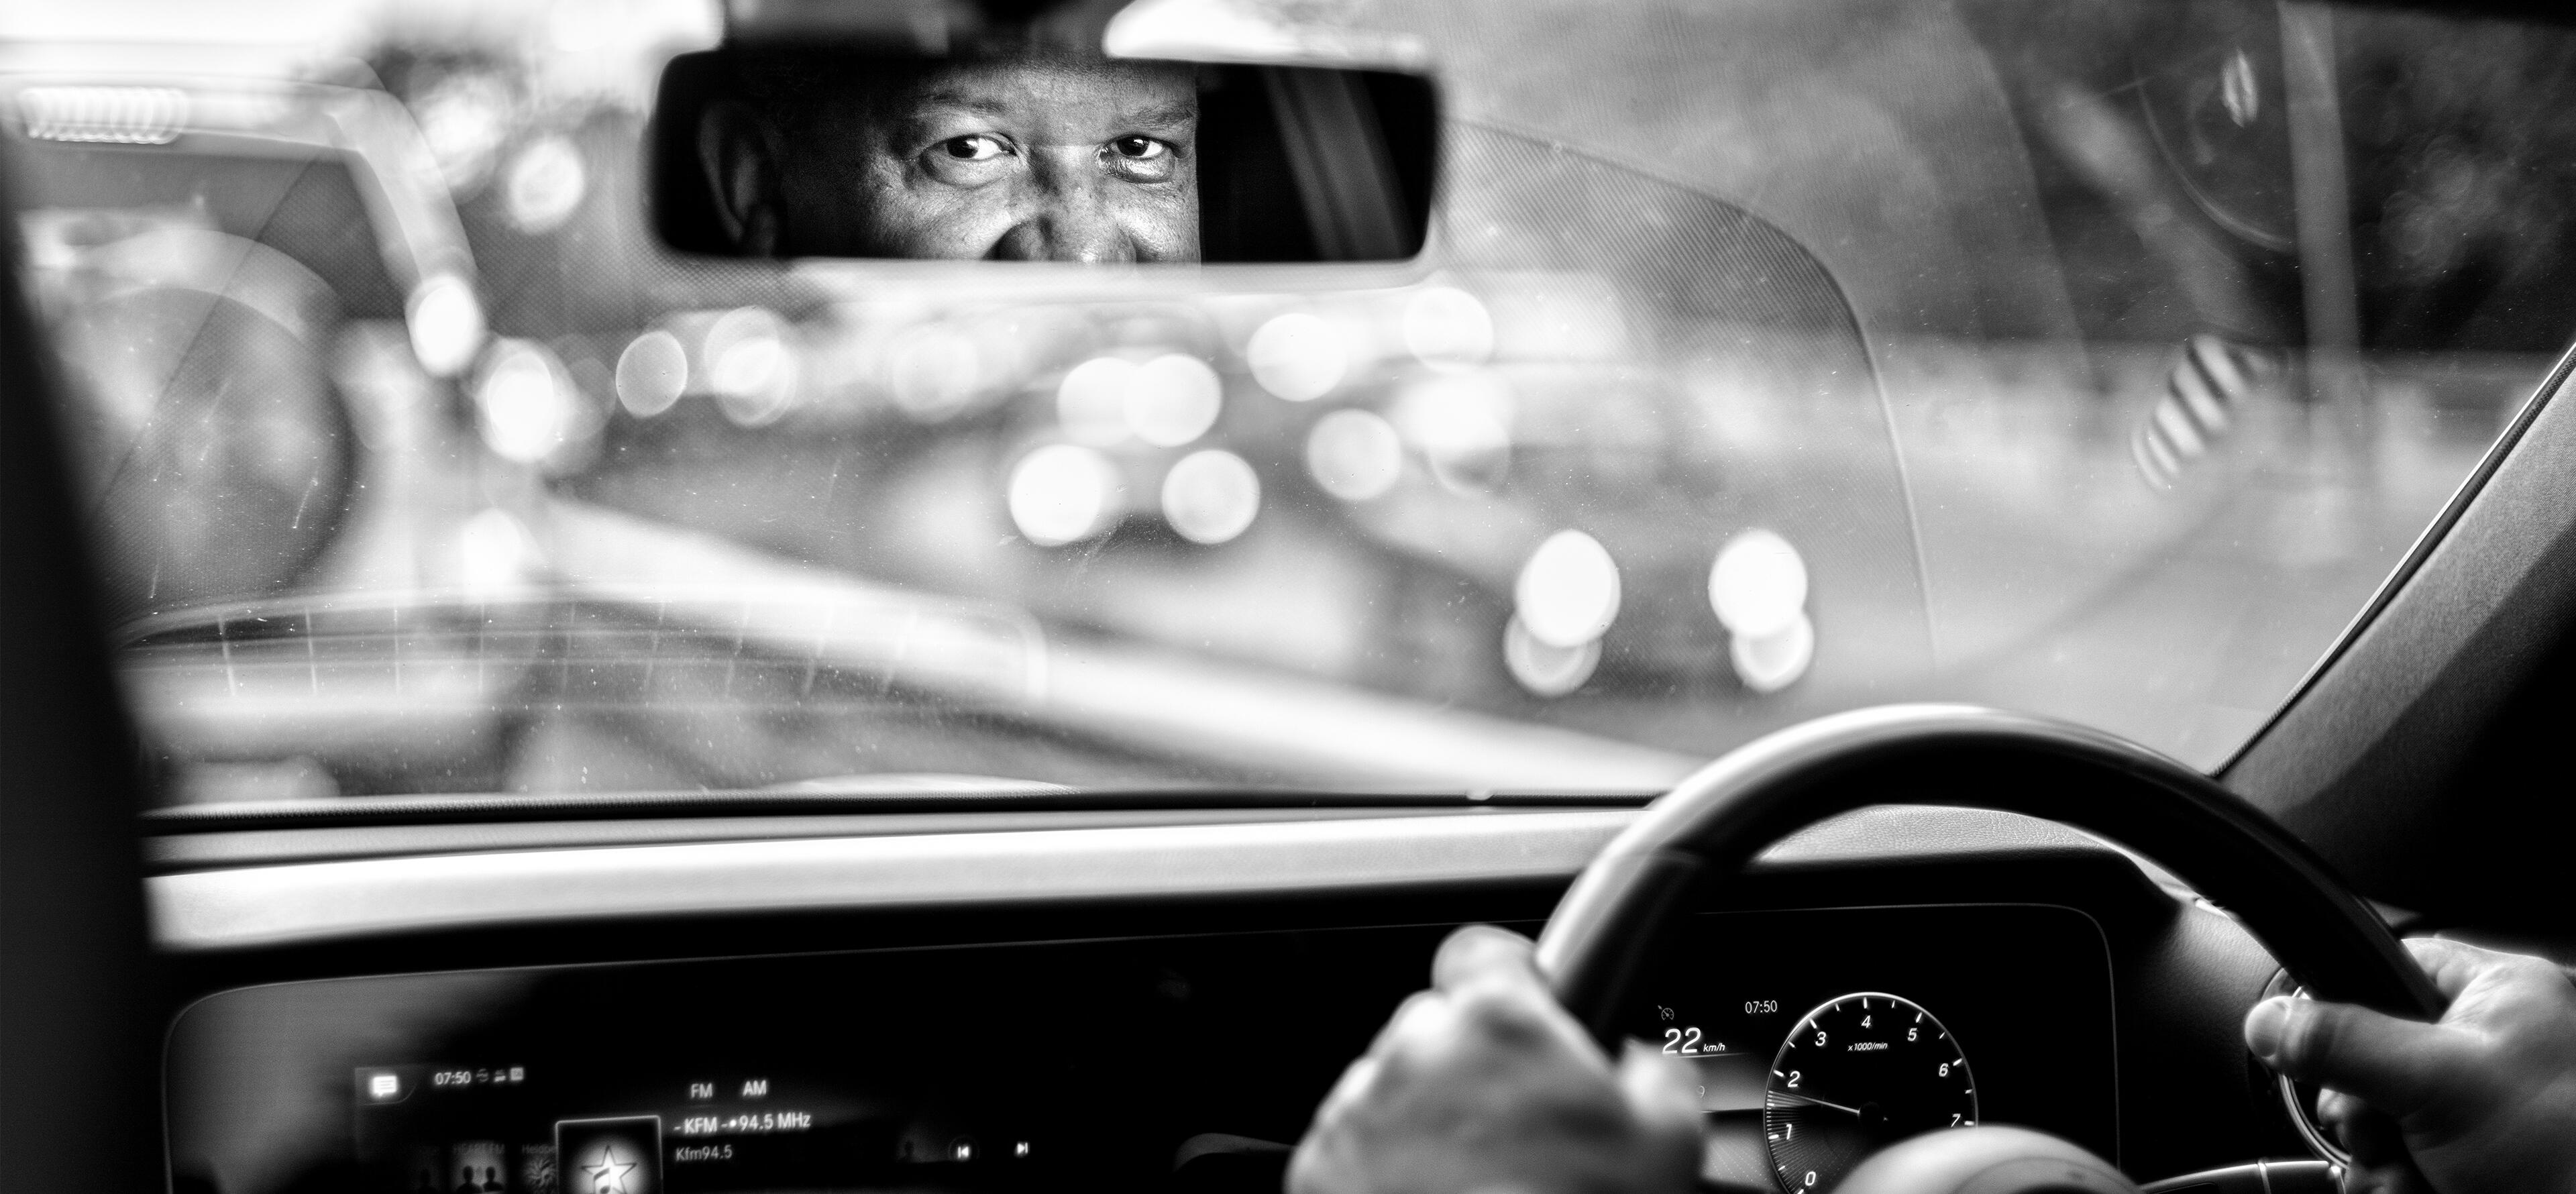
581 1144 638 1194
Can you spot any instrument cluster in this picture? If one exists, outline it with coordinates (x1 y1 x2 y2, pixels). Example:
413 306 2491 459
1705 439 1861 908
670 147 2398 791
1628 904 2119 1191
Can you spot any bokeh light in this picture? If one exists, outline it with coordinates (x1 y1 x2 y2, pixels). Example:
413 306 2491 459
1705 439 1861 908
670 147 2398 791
704 306 793 426
1514 529 1621 648
1056 356 1136 446
1246 311 1348 402
1403 286 1494 370
405 272 485 378
887 322 981 423
1124 354 1223 447
1503 614 1601 697
1708 529 1809 638
614 329 687 417
1305 408 1404 501
1730 610 1815 693
1008 443 1122 547
412 72 515 197
1160 449 1261 545
705 307 783 395
502 133 587 234
474 339 575 464
458 506 536 596
1393 373 1513 494
547 0 613 53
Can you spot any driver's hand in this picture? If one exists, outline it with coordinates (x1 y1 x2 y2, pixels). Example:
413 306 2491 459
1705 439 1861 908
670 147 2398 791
1288 924 1705 1194
2244 938 2576 1194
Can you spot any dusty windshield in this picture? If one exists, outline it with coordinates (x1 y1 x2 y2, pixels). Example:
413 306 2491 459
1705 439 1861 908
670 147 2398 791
9 0 2573 803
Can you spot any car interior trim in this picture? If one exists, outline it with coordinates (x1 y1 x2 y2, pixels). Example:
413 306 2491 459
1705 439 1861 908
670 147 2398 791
2225 333 2576 780
2224 336 2576 909
152 809 1634 951
147 805 2123 953
142 804 1640 872
138 785 1657 836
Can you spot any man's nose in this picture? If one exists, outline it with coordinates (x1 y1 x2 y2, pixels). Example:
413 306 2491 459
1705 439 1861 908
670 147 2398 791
989 150 1136 263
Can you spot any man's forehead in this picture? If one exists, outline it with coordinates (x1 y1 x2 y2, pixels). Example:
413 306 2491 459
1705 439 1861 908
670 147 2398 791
892 59 1197 133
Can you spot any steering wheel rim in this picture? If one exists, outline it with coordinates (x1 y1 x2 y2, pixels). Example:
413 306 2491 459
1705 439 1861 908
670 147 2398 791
1535 703 2445 1050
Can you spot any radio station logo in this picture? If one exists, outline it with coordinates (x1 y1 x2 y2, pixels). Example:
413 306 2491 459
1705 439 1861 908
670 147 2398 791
553 1118 661 1194
451 1141 506 1194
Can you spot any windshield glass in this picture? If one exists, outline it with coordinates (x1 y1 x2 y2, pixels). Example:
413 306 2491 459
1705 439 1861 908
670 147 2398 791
10 0 2573 803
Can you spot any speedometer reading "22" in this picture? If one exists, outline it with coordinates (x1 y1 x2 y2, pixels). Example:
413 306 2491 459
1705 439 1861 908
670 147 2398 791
1762 992 1977 1192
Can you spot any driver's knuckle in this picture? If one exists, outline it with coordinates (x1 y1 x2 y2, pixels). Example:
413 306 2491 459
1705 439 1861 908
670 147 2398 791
1452 984 1547 1040
2284 1003 2339 1061
2498 955 2567 990
1386 1001 1455 1046
1283 1140 1350 1194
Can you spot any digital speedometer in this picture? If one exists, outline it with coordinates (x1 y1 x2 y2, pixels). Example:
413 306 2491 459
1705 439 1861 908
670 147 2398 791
1762 992 1977 1193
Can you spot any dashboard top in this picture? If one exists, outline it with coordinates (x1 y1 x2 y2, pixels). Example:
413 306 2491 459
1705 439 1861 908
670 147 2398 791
150 804 2135 953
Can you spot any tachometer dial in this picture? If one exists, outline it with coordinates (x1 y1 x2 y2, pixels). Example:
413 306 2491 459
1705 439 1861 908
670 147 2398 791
1762 992 1976 1193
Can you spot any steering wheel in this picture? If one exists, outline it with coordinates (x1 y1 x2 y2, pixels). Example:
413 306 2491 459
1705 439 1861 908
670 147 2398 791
1532 704 2447 1193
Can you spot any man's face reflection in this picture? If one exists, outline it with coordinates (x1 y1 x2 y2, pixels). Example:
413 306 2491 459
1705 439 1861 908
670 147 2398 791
857 60 1199 262
709 57 1200 263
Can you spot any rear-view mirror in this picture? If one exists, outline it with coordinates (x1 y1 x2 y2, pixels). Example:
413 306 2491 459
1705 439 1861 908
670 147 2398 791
649 42 1437 264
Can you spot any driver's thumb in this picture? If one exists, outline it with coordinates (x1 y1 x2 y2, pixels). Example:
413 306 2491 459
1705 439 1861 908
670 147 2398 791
1617 1042 1711 1183
2245 995 2465 1118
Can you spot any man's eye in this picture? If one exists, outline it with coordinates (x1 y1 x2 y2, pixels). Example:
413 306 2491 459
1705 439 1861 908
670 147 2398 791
1110 135 1169 161
939 135 1008 161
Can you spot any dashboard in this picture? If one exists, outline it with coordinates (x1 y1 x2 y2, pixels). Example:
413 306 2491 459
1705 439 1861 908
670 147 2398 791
150 806 2309 1194
168 906 2112 1194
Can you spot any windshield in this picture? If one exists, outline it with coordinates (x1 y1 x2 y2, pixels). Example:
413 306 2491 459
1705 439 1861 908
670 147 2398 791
10 0 2573 804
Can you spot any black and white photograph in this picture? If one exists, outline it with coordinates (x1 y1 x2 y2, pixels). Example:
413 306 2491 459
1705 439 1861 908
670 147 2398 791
5 0 2575 1193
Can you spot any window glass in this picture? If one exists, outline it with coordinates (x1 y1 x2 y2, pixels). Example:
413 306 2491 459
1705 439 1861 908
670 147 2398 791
9 0 2571 802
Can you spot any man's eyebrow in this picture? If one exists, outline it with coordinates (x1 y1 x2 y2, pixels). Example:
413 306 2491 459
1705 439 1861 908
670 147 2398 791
1114 99 1199 131
890 78 1197 132
902 87 1015 117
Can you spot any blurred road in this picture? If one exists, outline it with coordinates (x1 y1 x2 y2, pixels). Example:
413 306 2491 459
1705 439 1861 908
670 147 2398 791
570 338 2536 775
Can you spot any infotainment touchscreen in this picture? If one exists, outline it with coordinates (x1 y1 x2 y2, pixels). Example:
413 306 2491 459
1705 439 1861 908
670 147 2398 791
351 1056 1016 1194
355 1063 861 1194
